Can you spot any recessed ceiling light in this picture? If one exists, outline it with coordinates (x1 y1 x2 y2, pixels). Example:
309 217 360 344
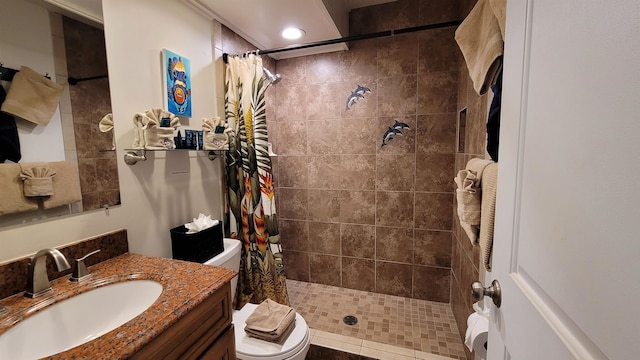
281 27 305 40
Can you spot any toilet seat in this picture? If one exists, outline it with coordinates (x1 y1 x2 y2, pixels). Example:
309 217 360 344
232 303 310 360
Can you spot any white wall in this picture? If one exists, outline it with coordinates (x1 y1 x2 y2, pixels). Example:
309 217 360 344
0 0 225 262
0 0 65 162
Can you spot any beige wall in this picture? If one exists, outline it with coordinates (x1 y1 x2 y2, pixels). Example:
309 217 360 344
0 0 224 262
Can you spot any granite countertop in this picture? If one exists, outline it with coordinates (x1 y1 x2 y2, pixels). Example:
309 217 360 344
0 253 236 359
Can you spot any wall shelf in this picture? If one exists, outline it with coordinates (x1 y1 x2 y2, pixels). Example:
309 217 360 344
123 149 227 165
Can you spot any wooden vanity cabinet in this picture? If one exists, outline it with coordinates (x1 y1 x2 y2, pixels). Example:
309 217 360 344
131 281 236 360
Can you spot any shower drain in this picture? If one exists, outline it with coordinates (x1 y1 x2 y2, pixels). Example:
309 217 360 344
343 315 358 326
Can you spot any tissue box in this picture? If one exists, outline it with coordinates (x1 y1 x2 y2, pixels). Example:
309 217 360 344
170 222 224 263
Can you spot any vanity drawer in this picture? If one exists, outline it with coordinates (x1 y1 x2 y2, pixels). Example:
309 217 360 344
199 325 236 360
132 281 232 360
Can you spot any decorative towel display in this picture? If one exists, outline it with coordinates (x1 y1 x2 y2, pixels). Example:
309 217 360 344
0 66 65 125
0 163 39 215
132 108 180 150
479 163 498 271
202 116 232 150
20 166 56 197
41 161 82 209
455 158 494 244
244 299 296 344
0 85 21 162
99 113 115 150
131 112 147 149
455 0 506 95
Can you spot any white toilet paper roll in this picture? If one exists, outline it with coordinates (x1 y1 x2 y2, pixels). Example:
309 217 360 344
464 312 488 358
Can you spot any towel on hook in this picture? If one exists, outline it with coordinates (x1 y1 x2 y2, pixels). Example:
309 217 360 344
455 158 494 244
479 162 498 271
489 0 507 38
0 163 39 215
1 66 65 125
41 161 82 209
455 0 504 95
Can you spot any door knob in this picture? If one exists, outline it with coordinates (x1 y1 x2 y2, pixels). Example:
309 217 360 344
471 280 502 308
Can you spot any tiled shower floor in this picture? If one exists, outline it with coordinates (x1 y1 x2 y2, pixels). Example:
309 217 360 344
287 280 468 360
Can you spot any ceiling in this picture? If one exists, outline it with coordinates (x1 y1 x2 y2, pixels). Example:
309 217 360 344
37 0 397 60
181 0 398 59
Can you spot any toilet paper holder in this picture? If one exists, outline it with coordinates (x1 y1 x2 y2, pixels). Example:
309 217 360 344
471 280 502 308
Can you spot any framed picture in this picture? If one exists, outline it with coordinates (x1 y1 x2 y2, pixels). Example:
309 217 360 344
162 49 192 117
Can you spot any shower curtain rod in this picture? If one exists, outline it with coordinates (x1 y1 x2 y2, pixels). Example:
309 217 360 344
222 19 463 63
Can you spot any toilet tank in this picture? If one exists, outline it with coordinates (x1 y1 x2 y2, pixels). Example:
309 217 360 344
203 238 241 303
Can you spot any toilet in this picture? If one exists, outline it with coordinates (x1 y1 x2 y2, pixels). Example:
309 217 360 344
203 238 311 360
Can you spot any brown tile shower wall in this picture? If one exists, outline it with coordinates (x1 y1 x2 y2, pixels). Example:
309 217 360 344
62 17 119 211
269 0 466 303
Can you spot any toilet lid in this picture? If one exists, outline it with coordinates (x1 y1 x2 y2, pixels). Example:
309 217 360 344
233 303 310 359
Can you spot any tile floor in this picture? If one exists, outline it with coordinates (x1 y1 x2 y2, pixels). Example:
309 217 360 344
287 280 468 360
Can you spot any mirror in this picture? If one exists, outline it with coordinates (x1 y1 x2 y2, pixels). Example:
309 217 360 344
0 0 120 227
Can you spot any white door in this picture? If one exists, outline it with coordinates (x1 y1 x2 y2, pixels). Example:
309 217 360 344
487 1 640 359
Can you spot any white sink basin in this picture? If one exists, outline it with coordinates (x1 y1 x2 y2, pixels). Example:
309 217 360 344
0 280 163 359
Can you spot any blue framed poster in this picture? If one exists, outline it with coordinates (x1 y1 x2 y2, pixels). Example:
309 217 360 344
162 49 192 117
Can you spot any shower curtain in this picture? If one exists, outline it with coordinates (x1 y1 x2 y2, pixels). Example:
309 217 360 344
224 54 289 309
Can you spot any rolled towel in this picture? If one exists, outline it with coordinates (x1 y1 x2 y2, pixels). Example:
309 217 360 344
455 170 481 225
466 158 493 187
1 66 65 125
20 166 56 197
144 127 176 150
455 158 495 244
143 109 179 150
244 299 296 343
99 113 115 150
131 113 148 149
455 0 504 95
202 116 232 150
144 108 180 128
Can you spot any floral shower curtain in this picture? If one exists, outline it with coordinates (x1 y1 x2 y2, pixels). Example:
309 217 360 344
224 54 289 309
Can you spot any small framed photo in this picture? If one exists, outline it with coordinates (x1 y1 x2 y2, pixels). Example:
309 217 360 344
162 49 192 117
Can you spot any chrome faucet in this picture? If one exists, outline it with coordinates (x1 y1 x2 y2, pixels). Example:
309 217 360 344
25 248 71 298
